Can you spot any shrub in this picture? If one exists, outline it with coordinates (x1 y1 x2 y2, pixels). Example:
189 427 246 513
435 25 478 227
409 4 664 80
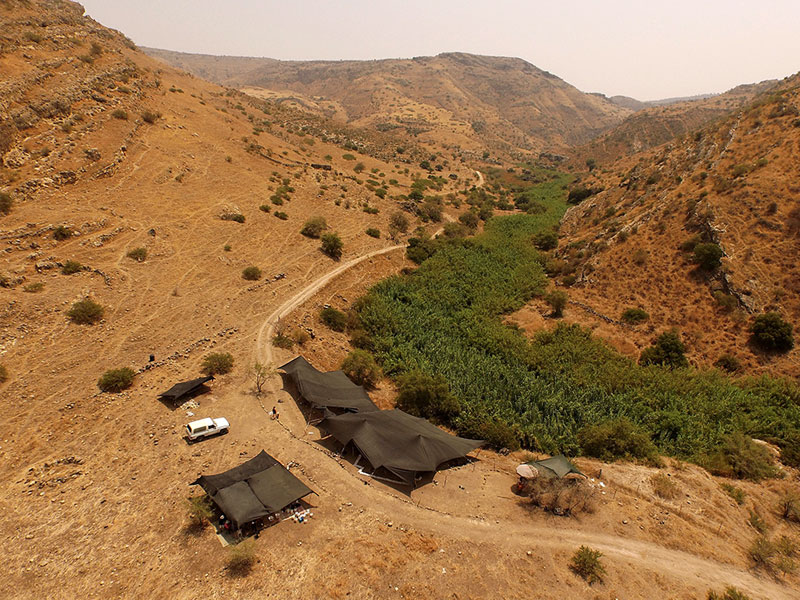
621 307 649 324
320 232 343 259
390 212 410 234
0 192 12 215
223 244 232 252
693 243 723 271
750 312 794 352
713 291 738 312
227 539 256 577
300 216 327 239
61 260 82 275
459 211 479 230
545 290 568 317
53 225 72 240
720 483 746 505
242 266 262 281
707 586 753 600
111 109 128 120
521 476 596 515
0 364 8 384
703 432 779 481
141 111 161 124
396 372 460 423
578 417 658 464
779 492 800 523
97 367 135 392
456 413 520 450
23 282 44 293
639 330 688 368
353 162 365 173
126 247 147 262
632 248 648 265
715 354 742 373
650 473 679 499
221 213 245 223
365 227 380 238
533 230 558 251
567 186 595 204
186 495 212 530
90 42 103 56
67 298 104 324
274 211 288 220
259 204 270 213
342 153 356 161
749 536 776 569
748 511 768 534
290 328 310 346
341 349 381 387
201 352 234 376
271 333 294 349
570 546 605 584
349 329 374 351
320 307 347 332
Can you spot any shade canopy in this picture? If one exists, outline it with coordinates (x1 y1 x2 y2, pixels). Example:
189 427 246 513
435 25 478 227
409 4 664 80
158 376 213 402
320 409 483 484
192 451 314 527
280 356 378 413
519 455 585 480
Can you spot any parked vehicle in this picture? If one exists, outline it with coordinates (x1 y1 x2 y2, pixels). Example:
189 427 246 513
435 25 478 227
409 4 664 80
185 417 229 442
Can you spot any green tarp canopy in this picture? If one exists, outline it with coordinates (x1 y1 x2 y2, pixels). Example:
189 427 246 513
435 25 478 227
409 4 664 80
280 356 378 413
520 455 585 479
191 451 314 527
320 409 483 485
158 375 213 402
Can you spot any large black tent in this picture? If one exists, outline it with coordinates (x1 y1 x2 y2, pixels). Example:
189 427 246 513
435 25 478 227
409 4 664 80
191 451 314 527
280 356 378 413
320 409 483 485
158 376 213 403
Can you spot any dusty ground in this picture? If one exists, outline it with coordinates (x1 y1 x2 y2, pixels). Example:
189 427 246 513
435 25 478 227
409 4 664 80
1 3 799 599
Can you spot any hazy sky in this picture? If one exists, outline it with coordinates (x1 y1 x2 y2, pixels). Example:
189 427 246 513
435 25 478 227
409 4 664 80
79 0 800 101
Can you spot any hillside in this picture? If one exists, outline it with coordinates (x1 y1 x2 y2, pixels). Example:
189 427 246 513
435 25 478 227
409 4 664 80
1 2 798 600
548 74 800 377
571 81 777 165
143 48 633 156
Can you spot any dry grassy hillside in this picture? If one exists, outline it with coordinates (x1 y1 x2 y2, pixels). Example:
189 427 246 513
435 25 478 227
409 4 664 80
571 81 778 166
144 48 632 157
550 74 800 377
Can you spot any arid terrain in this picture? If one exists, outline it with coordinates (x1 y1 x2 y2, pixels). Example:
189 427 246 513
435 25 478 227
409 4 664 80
1 2 799 599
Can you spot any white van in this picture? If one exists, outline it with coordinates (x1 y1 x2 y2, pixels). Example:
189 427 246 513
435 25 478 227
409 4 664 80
185 417 230 442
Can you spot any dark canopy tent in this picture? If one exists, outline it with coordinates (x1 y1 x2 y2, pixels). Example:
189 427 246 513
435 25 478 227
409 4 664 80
280 356 378 413
320 409 483 485
521 455 585 479
158 376 213 402
192 451 314 527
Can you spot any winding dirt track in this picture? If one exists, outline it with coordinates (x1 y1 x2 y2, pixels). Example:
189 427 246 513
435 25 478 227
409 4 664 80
248 173 789 599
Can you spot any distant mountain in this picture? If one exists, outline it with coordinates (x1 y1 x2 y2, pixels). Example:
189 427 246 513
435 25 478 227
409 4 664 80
143 48 633 154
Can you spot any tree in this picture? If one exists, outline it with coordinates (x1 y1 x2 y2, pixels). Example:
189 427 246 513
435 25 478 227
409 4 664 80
396 372 460 423
251 362 272 396
458 211 479 230
639 330 688 368
750 312 794 351
390 212 410 234
97 367 136 392
320 232 343 259
320 307 347 331
300 216 327 239
533 231 558 251
186 495 213 530
545 290 568 317
341 349 381 388
693 243 724 271
242 266 262 280
202 352 234 376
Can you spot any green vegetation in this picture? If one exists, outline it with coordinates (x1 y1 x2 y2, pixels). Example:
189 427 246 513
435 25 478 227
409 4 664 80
396 372 460 424
693 243 724 271
23 282 44 293
111 109 128 120
221 213 246 223
750 312 794 352
300 216 328 239
274 211 288 220
186 495 213 530
702 432 779 481
53 225 71 241
141 110 161 124
650 472 679 499
242 266 262 281
0 192 12 216
349 166 800 461
321 232 343 259
715 353 742 373
97 367 136 393
227 539 257 577
578 418 659 464
67 298 104 324
707 587 752 600
320 307 347 332
61 260 82 275
639 330 688 368
126 247 147 262
365 227 380 238
570 546 605 584
201 352 234 376
545 290 568 317
720 482 746 505
533 230 558 250
341 350 381 388
272 333 294 349
621 307 649 324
